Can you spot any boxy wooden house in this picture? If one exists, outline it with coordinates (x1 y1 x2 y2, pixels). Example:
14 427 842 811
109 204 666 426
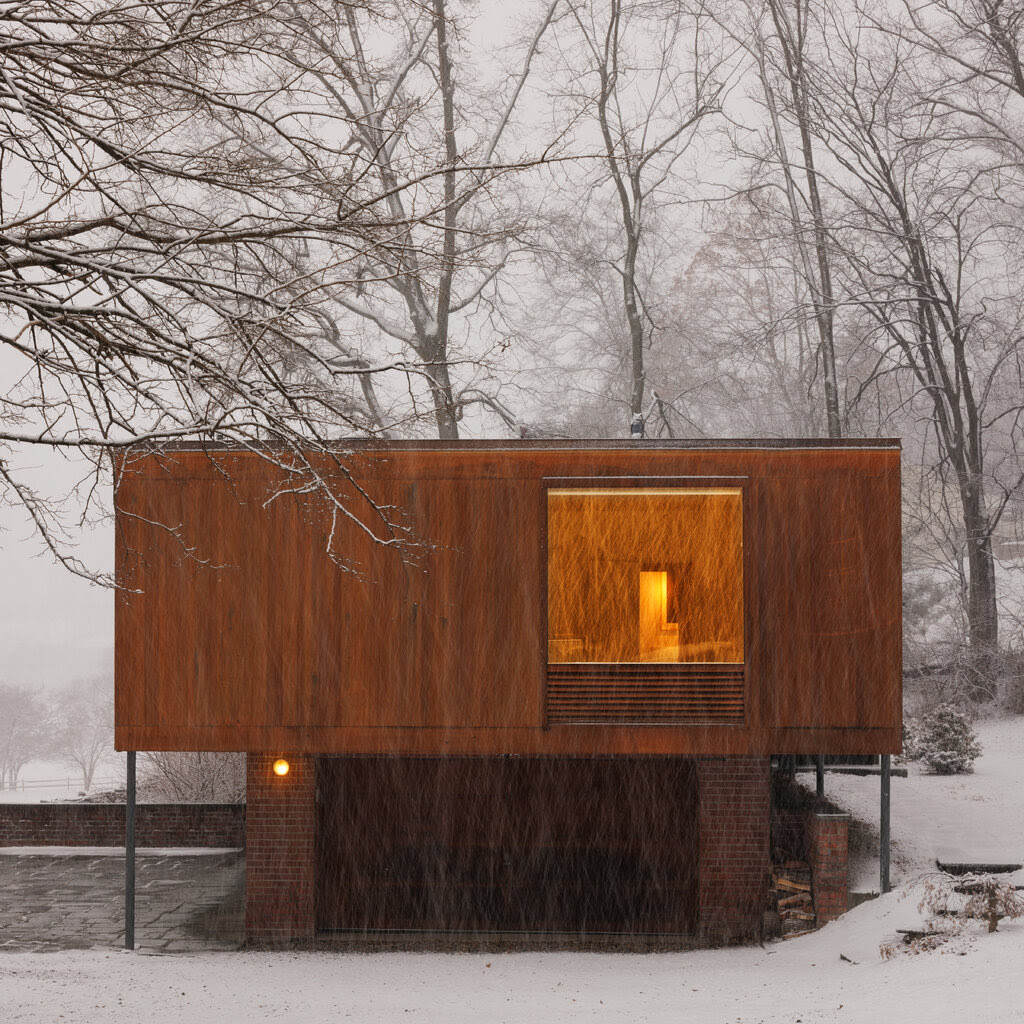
115 439 901 944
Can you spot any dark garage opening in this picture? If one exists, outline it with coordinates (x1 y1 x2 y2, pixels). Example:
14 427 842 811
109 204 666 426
316 756 698 935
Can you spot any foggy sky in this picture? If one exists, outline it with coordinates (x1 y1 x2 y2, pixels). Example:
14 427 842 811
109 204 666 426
0 455 112 690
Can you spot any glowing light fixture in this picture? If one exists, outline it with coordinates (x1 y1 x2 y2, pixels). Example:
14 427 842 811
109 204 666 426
273 758 290 777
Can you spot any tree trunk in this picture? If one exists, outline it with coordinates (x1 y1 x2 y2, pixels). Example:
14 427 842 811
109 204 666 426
961 479 999 700
431 0 460 442
765 0 841 439
624 239 646 426
430 355 460 440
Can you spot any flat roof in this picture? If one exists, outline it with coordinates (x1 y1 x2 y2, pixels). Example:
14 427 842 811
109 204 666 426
143 437 902 453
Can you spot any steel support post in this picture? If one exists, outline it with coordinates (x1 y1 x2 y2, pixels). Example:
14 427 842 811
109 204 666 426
880 754 891 894
125 750 136 950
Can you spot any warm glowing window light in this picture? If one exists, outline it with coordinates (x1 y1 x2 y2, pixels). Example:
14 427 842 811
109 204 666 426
547 488 743 664
273 758 290 777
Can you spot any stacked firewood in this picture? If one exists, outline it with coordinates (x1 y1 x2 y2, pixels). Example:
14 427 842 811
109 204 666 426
771 861 815 934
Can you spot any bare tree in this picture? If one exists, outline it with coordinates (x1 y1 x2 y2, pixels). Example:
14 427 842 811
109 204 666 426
681 0 1024 691
272 0 561 439
673 200 827 437
711 0 879 439
0 684 50 789
780 0 1024 696
52 677 114 791
755 0 842 437
140 751 245 803
535 0 727 436
2 0 548 574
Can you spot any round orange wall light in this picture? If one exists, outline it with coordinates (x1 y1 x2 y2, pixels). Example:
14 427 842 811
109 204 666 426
272 758 290 777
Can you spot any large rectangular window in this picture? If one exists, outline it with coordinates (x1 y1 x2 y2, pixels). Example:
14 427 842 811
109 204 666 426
546 487 744 723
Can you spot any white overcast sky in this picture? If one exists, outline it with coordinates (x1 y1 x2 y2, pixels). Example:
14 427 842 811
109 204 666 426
0 449 113 690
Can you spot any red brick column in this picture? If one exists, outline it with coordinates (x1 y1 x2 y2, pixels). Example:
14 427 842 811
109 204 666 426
807 812 849 924
245 753 316 943
697 756 770 943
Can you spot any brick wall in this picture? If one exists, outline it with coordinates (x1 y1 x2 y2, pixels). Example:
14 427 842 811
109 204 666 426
697 756 770 943
245 753 315 944
241 753 773 946
0 803 244 847
807 812 849 924
770 776 851 926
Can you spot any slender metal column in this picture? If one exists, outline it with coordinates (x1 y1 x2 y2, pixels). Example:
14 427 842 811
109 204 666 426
125 750 136 950
815 755 825 799
880 754 891 894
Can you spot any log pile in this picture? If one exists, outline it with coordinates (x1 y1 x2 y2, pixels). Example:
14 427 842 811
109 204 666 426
771 861 815 935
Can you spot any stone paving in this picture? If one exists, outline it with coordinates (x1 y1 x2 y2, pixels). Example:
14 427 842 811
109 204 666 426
0 851 244 953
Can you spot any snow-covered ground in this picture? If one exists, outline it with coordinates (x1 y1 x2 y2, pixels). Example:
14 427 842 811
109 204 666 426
823 717 1024 891
1 895 1022 1024
3 720 1024 1023
0 759 123 804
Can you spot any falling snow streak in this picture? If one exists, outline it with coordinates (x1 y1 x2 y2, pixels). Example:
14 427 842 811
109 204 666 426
546 488 743 665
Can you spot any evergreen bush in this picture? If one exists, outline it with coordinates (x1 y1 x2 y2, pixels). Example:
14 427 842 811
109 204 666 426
915 703 982 774
898 719 923 763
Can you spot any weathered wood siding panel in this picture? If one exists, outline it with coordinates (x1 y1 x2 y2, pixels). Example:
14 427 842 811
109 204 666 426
115 443 901 754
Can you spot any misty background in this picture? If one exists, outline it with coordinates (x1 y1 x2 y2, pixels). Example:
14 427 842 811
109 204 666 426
3 0 1024 793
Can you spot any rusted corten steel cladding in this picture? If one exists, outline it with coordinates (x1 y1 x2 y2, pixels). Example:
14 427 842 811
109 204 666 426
114 440 902 756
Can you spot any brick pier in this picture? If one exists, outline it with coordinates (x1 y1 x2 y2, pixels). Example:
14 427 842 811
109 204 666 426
245 753 315 943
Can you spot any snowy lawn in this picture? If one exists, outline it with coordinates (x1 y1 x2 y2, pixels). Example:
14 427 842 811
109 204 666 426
0 759 123 804
1 896 1022 1024
822 717 1024 890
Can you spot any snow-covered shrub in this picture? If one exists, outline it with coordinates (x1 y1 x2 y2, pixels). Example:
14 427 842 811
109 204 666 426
916 703 982 775
140 751 245 802
898 719 924 763
880 873 1024 957
959 875 1024 932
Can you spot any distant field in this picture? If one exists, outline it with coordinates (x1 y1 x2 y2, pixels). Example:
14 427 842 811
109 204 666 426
1 759 124 803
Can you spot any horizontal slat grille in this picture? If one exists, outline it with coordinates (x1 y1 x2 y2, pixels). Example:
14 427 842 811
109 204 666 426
547 664 744 724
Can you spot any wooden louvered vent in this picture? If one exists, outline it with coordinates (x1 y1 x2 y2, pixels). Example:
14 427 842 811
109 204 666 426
547 663 744 724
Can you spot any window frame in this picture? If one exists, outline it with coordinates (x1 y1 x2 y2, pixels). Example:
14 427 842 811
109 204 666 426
541 476 750 726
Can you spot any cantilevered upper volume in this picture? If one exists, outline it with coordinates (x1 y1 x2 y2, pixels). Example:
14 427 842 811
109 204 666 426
114 439 901 757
